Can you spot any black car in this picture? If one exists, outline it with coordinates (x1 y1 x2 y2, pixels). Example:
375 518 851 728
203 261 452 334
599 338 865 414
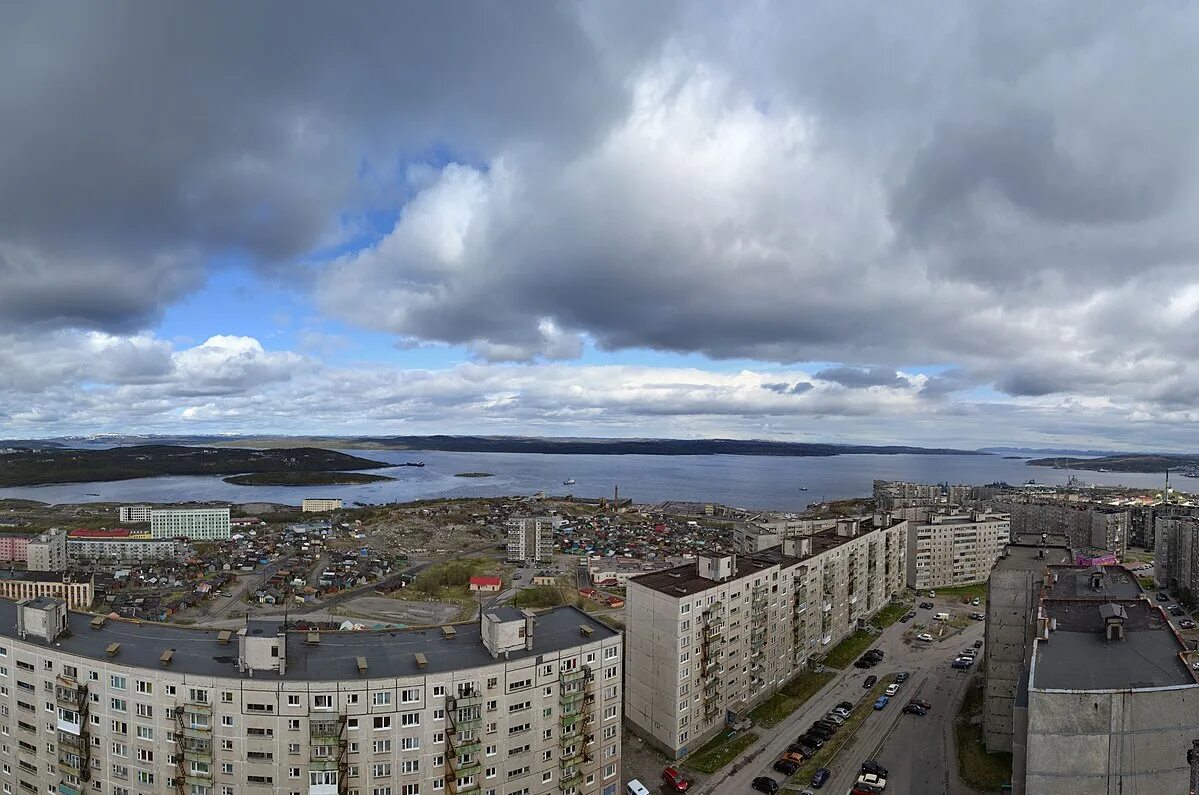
773 759 800 775
1157 592 1171 602
791 742 816 757
853 657 875 669
752 777 779 794
836 701 854 713
799 734 824 750
863 675 877 688
919 601 934 609
1171 606 1186 616
895 671 910 683
973 639 983 648
903 703 927 715
812 720 838 734
865 649 884 660
807 726 834 740
861 760 889 777
810 767 831 788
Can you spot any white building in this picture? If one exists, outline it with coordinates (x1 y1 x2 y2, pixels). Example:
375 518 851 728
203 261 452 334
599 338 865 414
507 516 555 564
150 507 231 540
0 597 621 795
907 510 1011 590
118 505 152 523
25 526 67 571
624 518 908 759
302 498 343 513
67 533 189 565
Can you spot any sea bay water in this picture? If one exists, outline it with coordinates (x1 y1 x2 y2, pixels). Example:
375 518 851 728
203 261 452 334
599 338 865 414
0 450 1172 511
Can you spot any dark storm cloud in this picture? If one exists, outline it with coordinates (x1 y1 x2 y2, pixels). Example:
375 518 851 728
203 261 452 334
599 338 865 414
763 382 814 395
814 367 910 390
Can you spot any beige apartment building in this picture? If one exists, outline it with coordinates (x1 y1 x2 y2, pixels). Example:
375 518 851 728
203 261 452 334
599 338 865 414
26 526 68 571
0 570 92 609
506 517 555 565
624 518 908 758
302 499 344 513
906 511 1011 590
0 598 622 795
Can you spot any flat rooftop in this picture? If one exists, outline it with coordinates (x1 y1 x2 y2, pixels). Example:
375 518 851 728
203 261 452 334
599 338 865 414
1032 600 1192 690
1046 565 1141 600
0 600 616 681
630 545 799 597
0 570 81 583
991 541 1074 573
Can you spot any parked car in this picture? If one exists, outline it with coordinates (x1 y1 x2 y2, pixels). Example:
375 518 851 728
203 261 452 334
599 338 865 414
799 734 824 750
832 707 851 719
790 742 816 757
810 768 830 788
773 759 800 776
916 633 934 642
823 712 845 725
854 657 876 669
865 648 884 659
903 703 927 715
837 701 854 713
661 766 690 792
884 683 900 696
863 675 878 688
908 698 932 709
856 772 887 792
1157 592 1171 602
971 597 981 606
861 761 889 777
919 601 934 609
928 591 936 598
1171 606 1186 617
894 671 910 683
873 695 890 709
782 751 805 764
951 657 972 669
752 777 780 794
1181 619 1197 629
973 639 983 648
809 724 835 739
969 611 986 620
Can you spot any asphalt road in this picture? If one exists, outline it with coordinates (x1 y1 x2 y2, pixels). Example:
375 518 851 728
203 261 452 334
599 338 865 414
701 601 987 795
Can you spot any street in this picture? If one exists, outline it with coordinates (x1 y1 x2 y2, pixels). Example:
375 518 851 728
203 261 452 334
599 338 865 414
698 602 988 795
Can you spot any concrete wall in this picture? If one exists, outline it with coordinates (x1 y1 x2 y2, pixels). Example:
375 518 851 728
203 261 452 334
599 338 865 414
1025 685 1199 794
984 567 1040 752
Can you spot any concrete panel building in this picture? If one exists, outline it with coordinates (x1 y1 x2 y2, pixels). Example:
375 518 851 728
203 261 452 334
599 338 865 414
0 533 30 563
67 529 189 564
1020 567 1199 794
990 499 1128 557
624 518 908 759
983 535 1073 754
906 511 1010 590
507 516 555 565
302 498 344 513
733 517 846 554
118 505 153 523
1153 512 1199 598
0 571 93 609
150 507 231 540
26 526 68 571
0 598 622 795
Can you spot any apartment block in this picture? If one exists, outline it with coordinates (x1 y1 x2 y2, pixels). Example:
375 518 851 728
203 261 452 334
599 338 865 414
906 511 1010 590
1153 513 1199 596
118 505 153 523
988 499 1128 556
733 517 845 554
0 571 93 609
624 519 907 759
67 529 189 564
150 507 232 541
27 526 68 571
0 598 622 795
507 517 555 565
302 499 344 513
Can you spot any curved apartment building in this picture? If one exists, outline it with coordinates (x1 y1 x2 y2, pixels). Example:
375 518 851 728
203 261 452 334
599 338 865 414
0 598 622 795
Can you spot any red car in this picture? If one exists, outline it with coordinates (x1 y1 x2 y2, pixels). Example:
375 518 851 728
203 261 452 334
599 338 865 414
662 766 690 792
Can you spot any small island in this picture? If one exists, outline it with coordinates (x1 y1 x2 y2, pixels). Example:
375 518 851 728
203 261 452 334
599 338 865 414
223 472 395 487
454 472 495 478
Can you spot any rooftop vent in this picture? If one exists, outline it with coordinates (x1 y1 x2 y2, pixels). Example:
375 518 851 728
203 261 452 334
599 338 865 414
159 649 174 666
217 630 232 645
579 625 594 638
1100 603 1127 643
90 616 106 629
441 625 457 639
414 652 427 669
105 643 120 656
356 656 368 674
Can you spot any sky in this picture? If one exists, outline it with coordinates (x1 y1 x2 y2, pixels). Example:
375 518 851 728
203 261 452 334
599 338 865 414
1 2 1198 451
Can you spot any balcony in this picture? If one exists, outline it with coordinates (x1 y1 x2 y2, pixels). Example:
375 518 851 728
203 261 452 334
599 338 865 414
452 735 482 757
822 602 832 612
180 701 213 715
560 750 583 769
821 634 832 645
449 759 482 778
309 719 346 744
560 688 584 705
55 680 87 708
57 753 89 780
450 690 484 710
795 602 808 615
849 593 858 604
560 712 583 729
560 669 586 685
58 785 83 795
451 714 482 732
559 772 584 791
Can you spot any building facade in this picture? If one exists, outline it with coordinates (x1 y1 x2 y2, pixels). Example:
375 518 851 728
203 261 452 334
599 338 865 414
624 519 908 759
0 598 622 795
906 511 1010 590
67 529 190 564
119 505 153 524
0 571 93 609
151 508 232 541
1154 513 1199 598
27 526 68 571
302 499 344 513
506 517 554 565
989 499 1128 557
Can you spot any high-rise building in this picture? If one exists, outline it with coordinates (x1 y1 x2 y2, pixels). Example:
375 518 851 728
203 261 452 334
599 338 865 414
624 518 908 759
1154 513 1199 597
0 598 622 795
150 507 231 540
118 505 153 523
26 526 68 571
906 510 1010 590
506 516 554 564
988 499 1127 557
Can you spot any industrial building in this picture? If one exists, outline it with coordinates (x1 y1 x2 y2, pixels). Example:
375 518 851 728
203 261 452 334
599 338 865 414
150 507 232 540
0 570 93 609
623 517 908 759
506 516 555 565
0 597 622 795
906 510 1010 590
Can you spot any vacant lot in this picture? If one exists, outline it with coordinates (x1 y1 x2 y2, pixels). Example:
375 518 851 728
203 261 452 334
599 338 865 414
334 597 461 626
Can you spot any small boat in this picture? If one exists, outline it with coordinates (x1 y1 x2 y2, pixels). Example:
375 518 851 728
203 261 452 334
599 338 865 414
796 487 808 492
403 462 425 468
563 478 576 486
86 493 100 497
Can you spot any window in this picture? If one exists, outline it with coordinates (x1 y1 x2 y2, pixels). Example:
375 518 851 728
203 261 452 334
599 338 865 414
287 695 300 707
400 760 419 774
221 716 233 727
372 716 391 731
399 713 419 727
400 737 419 751
135 681 152 694
372 740 391 753
113 675 130 690
372 691 391 707
400 688 420 704
346 694 360 706
371 763 391 778
313 695 333 710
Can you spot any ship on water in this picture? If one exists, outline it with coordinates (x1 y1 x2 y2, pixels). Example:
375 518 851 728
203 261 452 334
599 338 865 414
563 478 576 485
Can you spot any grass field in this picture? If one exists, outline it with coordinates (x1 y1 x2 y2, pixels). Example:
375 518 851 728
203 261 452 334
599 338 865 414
822 628 877 669
684 730 759 774
955 679 1012 791
869 601 908 629
931 583 988 602
749 670 836 727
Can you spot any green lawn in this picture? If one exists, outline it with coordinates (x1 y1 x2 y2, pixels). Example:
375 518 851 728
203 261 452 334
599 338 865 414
684 730 759 774
932 583 988 602
749 670 835 727
955 680 1012 791
822 628 877 669
869 601 908 629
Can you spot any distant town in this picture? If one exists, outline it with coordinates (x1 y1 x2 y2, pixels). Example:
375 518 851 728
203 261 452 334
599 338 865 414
0 473 1195 795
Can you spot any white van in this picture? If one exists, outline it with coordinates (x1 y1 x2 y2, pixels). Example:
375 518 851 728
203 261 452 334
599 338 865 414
626 781 651 795
934 611 950 621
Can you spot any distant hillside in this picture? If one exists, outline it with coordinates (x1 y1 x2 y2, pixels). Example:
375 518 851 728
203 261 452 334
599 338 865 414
1026 453 1198 473
0 445 389 487
210 435 984 457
